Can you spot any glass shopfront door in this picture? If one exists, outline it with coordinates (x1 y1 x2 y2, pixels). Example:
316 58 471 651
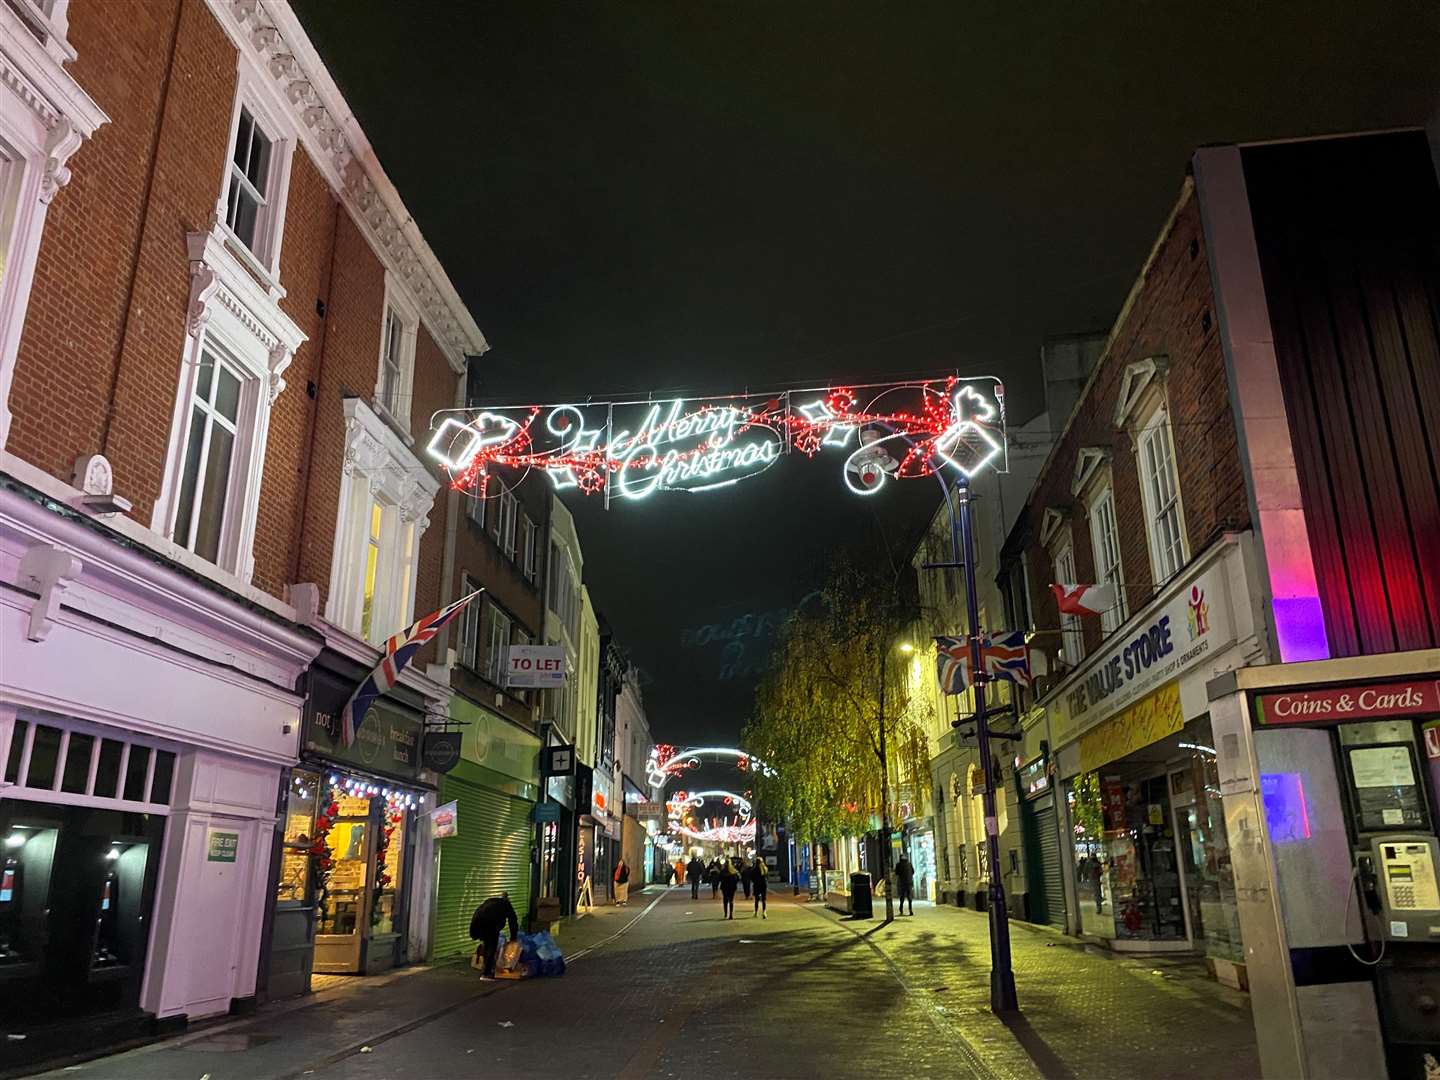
1065 716 1243 958
305 780 410 975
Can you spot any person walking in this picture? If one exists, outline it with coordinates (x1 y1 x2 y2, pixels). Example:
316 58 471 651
468 892 519 980
895 853 916 916
687 855 705 899
708 859 721 899
752 858 768 919
741 857 752 900
614 858 631 906
720 858 739 919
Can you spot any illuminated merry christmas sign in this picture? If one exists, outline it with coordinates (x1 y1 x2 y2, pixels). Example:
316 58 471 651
426 376 1006 506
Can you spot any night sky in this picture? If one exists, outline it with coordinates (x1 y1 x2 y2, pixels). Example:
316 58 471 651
294 0 1439 745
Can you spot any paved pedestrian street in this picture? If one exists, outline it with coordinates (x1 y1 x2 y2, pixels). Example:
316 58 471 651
27 886 1264 1080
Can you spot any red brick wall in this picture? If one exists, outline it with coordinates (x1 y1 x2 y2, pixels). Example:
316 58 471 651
8 0 231 512
411 324 455 668
252 148 337 596
450 474 549 730
8 0 462 642
1017 186 1250 662
292 211 385 600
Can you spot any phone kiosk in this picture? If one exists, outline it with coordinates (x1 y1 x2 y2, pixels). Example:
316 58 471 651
1248 679 1440 1078
1338 721 1440 1075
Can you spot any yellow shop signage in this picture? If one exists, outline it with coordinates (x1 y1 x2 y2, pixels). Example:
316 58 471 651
1079 681 1185 773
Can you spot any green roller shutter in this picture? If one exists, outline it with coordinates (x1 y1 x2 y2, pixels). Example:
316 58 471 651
1033 797 1066 929
432 772 534 961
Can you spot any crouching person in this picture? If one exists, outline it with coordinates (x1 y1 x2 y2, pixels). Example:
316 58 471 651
469 892 520 980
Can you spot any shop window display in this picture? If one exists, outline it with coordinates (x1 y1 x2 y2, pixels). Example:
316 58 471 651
0 804 163 1024
370 806 405 935
1066 717 1241 959
276 769 321 904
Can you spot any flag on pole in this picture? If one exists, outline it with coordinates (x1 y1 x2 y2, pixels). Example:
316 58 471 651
934 635 971 695
935 632 1034 694
1051 583 1117 617
979 630 1034 687
342 589 484 746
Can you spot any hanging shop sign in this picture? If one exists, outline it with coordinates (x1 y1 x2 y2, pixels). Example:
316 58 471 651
422 731 462 773
543 744 576 777
433 800 459 839
1048 554 1235 748
425 377 1007 509
1255 679 1440 726
506 644 566 688
1018 756 1049 797
592 771 615 820
534 801 561 823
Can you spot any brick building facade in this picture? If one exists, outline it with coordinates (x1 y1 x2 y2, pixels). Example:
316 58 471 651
0 0 486 1060
976 178 1272 987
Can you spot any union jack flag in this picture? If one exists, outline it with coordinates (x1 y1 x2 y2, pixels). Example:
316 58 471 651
979 630 1033 687
934 635 972 695
342 589 484 746
934 631 1033 695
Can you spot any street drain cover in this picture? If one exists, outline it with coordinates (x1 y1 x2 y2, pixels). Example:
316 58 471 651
185 1033 280 1053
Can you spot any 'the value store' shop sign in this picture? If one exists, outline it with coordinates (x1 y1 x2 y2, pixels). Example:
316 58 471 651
1049 554 1236 748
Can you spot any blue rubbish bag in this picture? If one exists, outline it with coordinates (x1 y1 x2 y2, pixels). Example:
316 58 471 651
530 931 565 977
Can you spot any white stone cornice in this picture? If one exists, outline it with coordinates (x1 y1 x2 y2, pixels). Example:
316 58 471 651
0 5 107 138
203 0 487 375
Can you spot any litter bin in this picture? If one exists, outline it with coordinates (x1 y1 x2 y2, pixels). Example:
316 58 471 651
849 872 873 919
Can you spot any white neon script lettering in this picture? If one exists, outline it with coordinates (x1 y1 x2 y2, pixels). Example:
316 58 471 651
609 401 780 499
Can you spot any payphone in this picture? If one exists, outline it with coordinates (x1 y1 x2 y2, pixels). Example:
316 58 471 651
1337 722 1440 1076
1357 834 1440 942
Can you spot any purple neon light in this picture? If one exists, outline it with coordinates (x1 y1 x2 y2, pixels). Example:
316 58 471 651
1270 596 1330 663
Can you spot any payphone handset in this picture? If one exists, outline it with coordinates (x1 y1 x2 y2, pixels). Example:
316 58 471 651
1357 834 1440 941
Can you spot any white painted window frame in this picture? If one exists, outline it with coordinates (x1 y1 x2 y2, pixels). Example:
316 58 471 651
170 342 248 562
457 572 483 671
520 512 537 582
1136 405 1188 588
482 598 512 685
214 58 297 292
1 706 176 815
373 271 420 433
499 490 518 561
1050 533 1085 667
0 0 106 450
325 398 439 645
153 229 304 582
1084 478 1129 634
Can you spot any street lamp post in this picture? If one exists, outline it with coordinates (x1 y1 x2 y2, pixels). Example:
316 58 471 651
876 636 895 923
953 481 1018 1013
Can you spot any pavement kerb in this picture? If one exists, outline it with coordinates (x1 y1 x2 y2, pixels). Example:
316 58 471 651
795 896 1003 1080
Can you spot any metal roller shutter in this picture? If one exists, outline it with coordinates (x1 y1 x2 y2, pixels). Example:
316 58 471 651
1034 797 1066 929
432 775 534 961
